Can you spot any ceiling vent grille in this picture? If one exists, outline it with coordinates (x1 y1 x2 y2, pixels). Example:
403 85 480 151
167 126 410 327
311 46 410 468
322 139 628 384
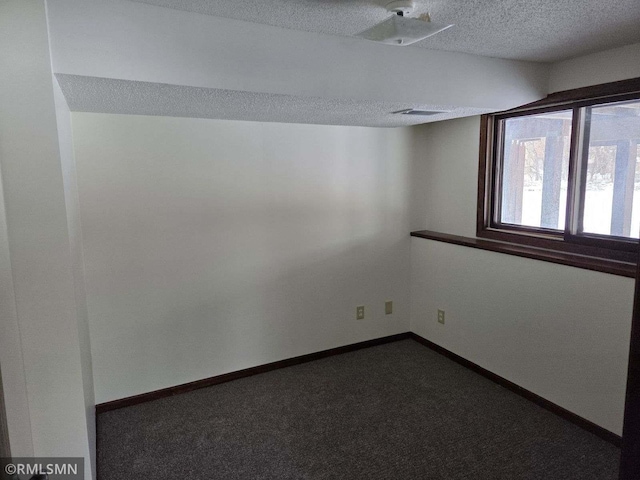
393 109 447 116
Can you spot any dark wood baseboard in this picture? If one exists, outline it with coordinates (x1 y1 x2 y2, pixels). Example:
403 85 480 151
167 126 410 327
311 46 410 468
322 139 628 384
409 332 622 447
96 330 622 448
95 332 412 414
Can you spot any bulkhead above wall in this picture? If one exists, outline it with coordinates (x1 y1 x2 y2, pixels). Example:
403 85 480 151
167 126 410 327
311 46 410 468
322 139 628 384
46 0 549 127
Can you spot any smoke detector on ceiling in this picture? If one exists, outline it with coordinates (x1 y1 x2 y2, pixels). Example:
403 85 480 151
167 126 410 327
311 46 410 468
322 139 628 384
356 1 453 46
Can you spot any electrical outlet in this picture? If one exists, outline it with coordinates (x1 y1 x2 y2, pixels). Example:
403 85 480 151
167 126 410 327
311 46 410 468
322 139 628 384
385 301 393 315
437 309 445 324
357 306 365 320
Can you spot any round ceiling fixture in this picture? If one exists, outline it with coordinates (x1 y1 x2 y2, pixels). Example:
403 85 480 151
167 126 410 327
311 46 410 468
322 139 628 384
355 1 454 46
385 1 415 17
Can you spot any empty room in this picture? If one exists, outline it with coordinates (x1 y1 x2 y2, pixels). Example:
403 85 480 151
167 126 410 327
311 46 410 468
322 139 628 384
1 0 640 479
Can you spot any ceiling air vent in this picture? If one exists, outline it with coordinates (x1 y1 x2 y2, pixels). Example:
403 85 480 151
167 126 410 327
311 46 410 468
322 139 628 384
393 109 447 116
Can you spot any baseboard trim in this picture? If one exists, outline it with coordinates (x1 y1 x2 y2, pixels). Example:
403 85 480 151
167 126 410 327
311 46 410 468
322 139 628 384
95 332 412 414
408 332 622 447
96 330 622 448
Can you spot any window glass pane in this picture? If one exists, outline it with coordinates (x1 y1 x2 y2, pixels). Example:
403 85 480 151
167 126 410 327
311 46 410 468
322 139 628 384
500 110 572 230
582 100 640 239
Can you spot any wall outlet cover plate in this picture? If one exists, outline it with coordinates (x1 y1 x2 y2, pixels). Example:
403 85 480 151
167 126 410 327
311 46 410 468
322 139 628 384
385 301 393 315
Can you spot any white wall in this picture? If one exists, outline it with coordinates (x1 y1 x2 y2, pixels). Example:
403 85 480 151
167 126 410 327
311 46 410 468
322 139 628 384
0 129 32 458
0 0 93 474
53 78 96 480
549 42 640 92
409 117 481 236
72 113 412 403
409 116 634 435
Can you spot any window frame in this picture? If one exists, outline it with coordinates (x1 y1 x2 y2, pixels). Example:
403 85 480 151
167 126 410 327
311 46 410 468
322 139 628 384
477 77 640 264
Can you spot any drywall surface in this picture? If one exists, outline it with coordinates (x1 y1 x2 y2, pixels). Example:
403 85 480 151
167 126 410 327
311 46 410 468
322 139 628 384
46 0 548 114
53 78 96 480
409 117 634 435
549 42 640 92
0 121 32 458
0 0 93 473
409 116 481 235
72 113 412 403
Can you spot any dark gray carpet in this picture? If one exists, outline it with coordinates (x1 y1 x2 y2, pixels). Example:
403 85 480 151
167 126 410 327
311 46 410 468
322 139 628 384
98 339 620 479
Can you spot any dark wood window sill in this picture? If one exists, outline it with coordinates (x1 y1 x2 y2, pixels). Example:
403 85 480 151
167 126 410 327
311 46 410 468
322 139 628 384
411 230 637 278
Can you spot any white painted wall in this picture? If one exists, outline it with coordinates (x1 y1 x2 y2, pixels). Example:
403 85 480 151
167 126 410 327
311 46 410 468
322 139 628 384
409 116 634 435
0 132 33 459
53 78 96 480
45 0 548 112
72 113 412 403
549 42 640 93
409 117 481 236
0 1 93 475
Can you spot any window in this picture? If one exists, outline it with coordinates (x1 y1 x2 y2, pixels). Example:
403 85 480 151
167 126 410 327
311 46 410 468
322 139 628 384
478 77 640 263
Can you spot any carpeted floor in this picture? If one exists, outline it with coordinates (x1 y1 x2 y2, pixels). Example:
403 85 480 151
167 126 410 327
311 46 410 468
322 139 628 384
97 339 620 479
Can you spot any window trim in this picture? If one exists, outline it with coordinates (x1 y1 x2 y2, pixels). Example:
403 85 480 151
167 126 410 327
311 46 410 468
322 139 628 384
477 77 640 264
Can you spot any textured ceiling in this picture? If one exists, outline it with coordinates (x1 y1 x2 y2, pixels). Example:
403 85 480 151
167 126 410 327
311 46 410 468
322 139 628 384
56 74 488 127
129 0 640 62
